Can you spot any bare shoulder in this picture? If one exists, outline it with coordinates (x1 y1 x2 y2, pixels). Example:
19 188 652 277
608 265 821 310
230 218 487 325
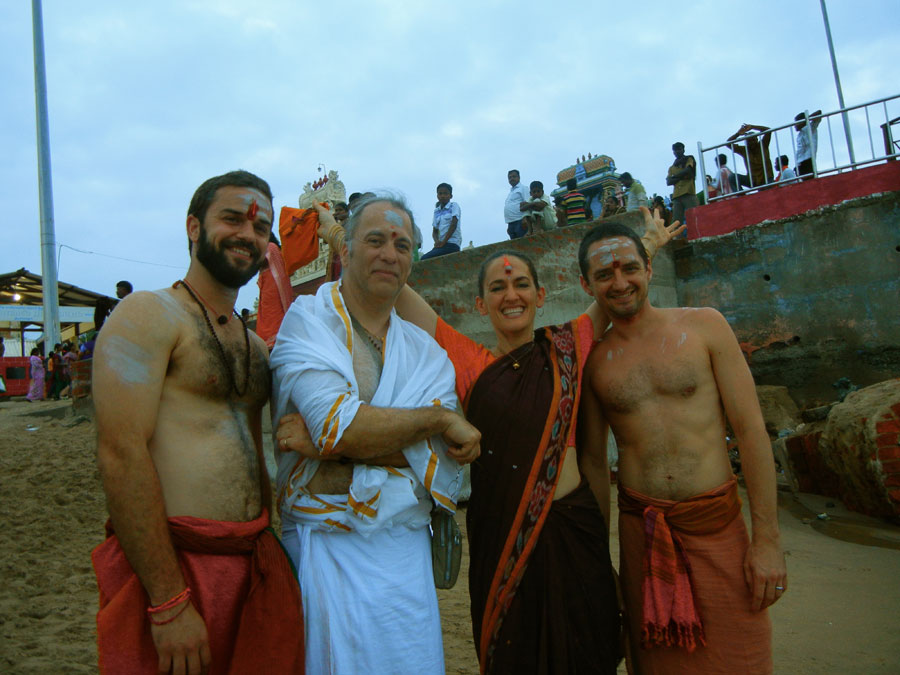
673 307 737 349
584 333 618 388
93 289 189 377
672 306 728 329
101 289 188 337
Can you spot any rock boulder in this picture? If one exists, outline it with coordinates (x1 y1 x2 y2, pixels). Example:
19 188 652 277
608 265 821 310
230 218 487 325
756 385 801 437
818 378 900 520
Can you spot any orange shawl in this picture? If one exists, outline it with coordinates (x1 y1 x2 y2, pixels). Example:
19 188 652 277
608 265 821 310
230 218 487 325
256 242 295 348
279 206 321 276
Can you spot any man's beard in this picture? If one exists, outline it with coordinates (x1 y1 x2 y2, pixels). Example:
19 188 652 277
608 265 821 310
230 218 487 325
195 226 263 289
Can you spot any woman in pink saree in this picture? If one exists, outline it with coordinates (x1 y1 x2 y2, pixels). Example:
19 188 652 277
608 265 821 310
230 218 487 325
26 347 45 401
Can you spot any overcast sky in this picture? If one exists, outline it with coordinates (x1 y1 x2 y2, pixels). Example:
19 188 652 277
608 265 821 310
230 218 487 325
2 0 898 313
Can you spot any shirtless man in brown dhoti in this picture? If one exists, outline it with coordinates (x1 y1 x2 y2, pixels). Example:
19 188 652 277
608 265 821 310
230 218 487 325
91 170 304 674
577 220 787 674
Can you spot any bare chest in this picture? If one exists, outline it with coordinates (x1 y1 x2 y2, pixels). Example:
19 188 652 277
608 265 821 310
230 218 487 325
170 315 270 408
596 338 709 414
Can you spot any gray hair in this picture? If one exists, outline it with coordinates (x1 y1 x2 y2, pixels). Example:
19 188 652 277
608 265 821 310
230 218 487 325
344 191 418 252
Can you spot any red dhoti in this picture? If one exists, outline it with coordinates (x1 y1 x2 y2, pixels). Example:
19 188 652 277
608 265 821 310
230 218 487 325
92 509 304 674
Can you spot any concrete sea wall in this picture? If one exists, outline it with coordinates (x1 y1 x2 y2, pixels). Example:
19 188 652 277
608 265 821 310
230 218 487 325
675 191 900 406
410 191 900 408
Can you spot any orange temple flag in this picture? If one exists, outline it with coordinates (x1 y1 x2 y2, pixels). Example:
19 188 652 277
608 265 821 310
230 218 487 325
279 206 322 276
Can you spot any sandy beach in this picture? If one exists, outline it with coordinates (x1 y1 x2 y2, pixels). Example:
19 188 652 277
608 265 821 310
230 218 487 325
1 398 899 673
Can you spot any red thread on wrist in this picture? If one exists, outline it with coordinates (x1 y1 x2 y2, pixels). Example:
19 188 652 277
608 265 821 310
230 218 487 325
148 599 191 626
148 587 191 615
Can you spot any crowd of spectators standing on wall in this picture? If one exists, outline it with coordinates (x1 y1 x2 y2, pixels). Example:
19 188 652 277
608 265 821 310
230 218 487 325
332 107 822 258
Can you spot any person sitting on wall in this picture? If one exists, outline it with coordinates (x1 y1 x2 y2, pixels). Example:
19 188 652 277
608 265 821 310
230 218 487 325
776 155 797 183
651 195 671 228
521 181 557 235
601 195 626 219
704 175 717 201
554 196 567 228
422 183 461 260
712 154 737 196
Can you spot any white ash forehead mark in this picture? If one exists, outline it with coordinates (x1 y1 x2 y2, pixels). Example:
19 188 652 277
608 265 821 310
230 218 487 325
102 335 153 385
607 350 614 361
678 332 687 347
588 242 622 259
660 336 667 352
383 210 404 227
588 239 639 266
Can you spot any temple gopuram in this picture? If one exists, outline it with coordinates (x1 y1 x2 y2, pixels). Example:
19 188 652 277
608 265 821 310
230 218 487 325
550 153 624 217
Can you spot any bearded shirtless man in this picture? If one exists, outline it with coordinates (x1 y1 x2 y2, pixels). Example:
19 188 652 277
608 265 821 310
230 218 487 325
577 220 786 674
91 171 303 674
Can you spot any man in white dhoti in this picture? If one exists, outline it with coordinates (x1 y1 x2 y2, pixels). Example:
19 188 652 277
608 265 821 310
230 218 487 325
271 193 481 674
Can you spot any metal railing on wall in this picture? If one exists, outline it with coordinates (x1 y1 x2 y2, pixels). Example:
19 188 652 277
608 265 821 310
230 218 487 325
698 93 900 204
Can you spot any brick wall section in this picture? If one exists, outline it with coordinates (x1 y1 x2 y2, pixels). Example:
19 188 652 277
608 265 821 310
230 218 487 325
674 191 900 407
878 402 900 507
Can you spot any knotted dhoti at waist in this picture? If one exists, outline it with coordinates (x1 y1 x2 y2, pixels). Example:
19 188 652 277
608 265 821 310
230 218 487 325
92 509 304 674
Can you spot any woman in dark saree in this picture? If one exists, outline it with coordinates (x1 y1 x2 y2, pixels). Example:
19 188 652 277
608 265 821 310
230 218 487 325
310 204 680 673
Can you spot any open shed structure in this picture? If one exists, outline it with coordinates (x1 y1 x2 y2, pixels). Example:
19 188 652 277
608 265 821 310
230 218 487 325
0 268 111 354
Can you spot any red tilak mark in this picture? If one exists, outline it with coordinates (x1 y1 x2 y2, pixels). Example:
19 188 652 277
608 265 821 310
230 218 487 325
390 230 398 239
502 255 512 274
246 200 259 220
612 260 621 269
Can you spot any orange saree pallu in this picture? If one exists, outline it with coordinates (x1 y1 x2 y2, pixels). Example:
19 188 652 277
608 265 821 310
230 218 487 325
618 478 772 674
460 321 620 674
92 509 304 674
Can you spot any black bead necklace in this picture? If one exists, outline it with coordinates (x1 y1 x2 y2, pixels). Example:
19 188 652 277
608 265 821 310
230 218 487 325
349 313 385 357
175 279 250 397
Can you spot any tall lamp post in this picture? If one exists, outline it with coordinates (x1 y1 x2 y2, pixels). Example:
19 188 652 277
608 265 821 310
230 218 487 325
820 0 855 164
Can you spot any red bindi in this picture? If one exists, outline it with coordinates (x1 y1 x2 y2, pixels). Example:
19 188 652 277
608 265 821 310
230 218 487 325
246 199 259 220
390 229 398 239
612 260 621 268
502 255 512 275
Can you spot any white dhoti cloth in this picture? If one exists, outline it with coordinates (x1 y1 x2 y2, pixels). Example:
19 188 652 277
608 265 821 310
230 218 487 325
282 522 443 675
270 281 461 674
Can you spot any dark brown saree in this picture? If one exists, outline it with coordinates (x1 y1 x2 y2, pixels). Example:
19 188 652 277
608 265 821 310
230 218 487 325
465 322 620 674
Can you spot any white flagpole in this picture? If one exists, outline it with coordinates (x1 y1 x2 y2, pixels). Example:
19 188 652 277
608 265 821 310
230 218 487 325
32 0 62 352
819 0 856 164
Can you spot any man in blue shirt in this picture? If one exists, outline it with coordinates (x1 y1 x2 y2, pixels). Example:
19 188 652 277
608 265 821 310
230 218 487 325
422 183 461 260
504 169 529 239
